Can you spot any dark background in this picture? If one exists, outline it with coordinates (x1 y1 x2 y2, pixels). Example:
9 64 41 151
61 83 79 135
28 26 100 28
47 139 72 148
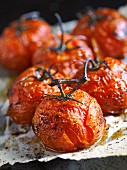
0 0 127 33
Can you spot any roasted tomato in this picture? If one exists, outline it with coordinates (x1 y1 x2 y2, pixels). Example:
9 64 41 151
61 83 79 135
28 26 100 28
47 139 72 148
71 57 127 115
0 12 56 73
8 65 64 124
71 8 127 59
32 33 94 78
32 87 105 152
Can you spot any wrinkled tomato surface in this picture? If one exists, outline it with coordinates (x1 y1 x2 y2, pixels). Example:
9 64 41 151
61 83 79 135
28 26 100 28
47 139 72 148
0 18 56 72
8 65 64 124
71 57 127 115
32 33 94 78
71 8 127 59
32 88 105 152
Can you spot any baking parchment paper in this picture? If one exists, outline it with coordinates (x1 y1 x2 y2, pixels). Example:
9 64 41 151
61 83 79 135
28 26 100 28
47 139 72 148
0 5 127 167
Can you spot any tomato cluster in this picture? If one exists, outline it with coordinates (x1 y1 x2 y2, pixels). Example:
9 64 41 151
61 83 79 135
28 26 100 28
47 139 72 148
7 64 105 152
4 9 127 152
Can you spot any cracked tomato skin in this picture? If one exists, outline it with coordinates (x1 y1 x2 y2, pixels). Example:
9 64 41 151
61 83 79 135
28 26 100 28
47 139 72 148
0 18 56 73
32 88 105 152
71 8 127 59
71 57 127 115
32 33 94 78
8 65 64 125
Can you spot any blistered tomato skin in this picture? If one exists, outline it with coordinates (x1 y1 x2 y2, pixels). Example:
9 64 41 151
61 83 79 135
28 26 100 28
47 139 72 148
72 57 127 115
32 89 105 152
8 65 64 125
71 8 127 59
0 19 56 72
32 33 94 78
